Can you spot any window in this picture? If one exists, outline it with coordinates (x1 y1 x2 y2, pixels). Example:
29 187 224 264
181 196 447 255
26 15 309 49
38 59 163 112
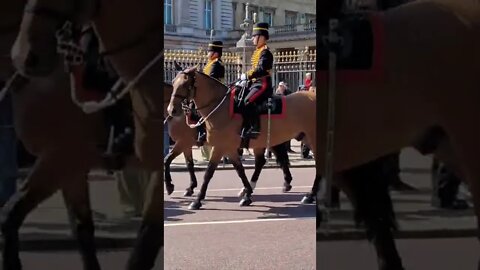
205 0 213 30
263 11 273 26
305 13 316 24
285 12 297 25
244 4 258 22
164 0 173 25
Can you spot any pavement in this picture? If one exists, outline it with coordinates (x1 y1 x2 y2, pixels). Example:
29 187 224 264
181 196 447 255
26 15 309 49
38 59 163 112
2 144 478 257
318 237 480 270
165 140 316 172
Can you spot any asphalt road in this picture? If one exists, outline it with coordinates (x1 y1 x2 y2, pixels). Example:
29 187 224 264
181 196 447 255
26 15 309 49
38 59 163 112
164 167 317 270
318 237 480 270
7 249 163 270
13 237 479 270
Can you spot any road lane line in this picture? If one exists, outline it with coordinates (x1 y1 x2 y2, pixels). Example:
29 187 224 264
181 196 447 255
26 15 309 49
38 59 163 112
164 216 315 227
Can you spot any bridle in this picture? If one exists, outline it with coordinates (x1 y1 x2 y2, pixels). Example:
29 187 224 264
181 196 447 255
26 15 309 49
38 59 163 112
15 0 165 116
171 70 233 128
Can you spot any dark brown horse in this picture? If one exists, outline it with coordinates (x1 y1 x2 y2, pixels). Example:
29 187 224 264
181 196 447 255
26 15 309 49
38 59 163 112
8 0 164 269
314 0 480 269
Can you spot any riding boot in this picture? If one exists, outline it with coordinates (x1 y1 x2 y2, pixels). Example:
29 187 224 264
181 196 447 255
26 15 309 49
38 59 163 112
196 124 207 145
102 98 133 171
243 105 260 139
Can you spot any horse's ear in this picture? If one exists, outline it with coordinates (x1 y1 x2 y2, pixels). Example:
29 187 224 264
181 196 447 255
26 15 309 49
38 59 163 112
174 61 183 71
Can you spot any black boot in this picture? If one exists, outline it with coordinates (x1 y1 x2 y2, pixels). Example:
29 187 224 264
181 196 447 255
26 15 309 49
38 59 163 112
102 100 134 171
196 124 207 145
242 105 260 139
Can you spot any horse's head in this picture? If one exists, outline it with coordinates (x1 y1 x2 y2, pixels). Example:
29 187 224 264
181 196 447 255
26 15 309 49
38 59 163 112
11 0 98 77
167 65 198 117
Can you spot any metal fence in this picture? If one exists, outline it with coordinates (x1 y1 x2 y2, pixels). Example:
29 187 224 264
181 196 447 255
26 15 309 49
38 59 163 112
164 47 316 92
272 47 316 92
164 49 242 83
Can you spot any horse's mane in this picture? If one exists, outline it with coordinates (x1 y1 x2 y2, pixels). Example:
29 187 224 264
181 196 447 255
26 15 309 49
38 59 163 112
194 71 228 90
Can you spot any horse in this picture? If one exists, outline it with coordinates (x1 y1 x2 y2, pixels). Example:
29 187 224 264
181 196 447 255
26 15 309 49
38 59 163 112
163 82 294 199
166 68 319 209
314 0 480 269
0 1 163 270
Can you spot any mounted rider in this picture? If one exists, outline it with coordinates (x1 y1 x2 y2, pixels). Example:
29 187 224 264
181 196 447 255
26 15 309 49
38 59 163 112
189 40 225 144
240 22 274 139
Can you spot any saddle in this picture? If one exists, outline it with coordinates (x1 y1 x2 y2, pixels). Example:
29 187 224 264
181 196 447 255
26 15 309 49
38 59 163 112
230 84 286 118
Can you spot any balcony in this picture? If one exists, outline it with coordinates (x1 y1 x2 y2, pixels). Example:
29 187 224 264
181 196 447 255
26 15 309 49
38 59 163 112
164 24 177 33
164 22 315 44
272 22 316 35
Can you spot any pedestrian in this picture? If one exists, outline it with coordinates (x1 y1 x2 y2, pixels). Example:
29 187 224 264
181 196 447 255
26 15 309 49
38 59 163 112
304 72 312 90
274 82 295 153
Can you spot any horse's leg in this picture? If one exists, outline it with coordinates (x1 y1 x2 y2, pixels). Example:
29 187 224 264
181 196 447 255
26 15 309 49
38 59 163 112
302 139 319 204
61 174 100 270
0 152 70 270
342 159 404 270
238 147 266 197
270 142 293 192
164 142 183 195
301 173 320 204
227 149 254 207
183 147 198 197
188 147 223 210
441 124 480 270
127 171 163 270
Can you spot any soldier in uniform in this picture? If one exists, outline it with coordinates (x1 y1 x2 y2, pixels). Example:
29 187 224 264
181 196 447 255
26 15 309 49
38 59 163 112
240 22 274 139
190 40 225 144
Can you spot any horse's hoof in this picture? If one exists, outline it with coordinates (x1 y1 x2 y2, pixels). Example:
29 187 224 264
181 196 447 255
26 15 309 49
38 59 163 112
166 184 175 195
188 201 202 210
184 189 194 197
239 197 253 207
238 188 246 198
301 195 314 204
283 184 292 193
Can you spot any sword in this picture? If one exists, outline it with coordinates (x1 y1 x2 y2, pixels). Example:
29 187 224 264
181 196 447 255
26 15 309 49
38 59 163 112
266 97 272 163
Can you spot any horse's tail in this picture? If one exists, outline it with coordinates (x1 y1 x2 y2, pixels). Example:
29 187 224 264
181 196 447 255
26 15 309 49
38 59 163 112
270 141 290 166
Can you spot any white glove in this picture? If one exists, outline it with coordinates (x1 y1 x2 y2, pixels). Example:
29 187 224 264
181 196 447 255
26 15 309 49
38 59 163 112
240 73 247 80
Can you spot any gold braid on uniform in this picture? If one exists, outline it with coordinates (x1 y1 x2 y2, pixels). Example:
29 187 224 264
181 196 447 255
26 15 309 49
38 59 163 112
203 58 217 75
247 45 266 78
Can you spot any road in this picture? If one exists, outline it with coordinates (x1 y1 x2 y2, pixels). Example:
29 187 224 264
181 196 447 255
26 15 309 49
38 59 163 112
8 249 163 270
164 167 317 270
12 237 479 269
318 237 480 270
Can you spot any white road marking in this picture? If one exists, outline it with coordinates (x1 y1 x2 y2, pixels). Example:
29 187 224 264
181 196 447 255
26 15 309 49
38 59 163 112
164 185 312 194
164 216 315 227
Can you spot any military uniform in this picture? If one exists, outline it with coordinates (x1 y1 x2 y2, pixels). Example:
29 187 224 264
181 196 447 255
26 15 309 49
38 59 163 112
241 22 274 139
192 40 225 144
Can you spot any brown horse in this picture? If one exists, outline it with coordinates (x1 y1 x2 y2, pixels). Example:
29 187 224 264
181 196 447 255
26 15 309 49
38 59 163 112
163 82 294 199
7 0 164 270
0 2 111 270
314 0 480 269
167 69 319 209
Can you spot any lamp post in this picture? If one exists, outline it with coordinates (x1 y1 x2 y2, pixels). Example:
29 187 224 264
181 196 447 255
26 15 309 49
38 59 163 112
236 2 255 74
